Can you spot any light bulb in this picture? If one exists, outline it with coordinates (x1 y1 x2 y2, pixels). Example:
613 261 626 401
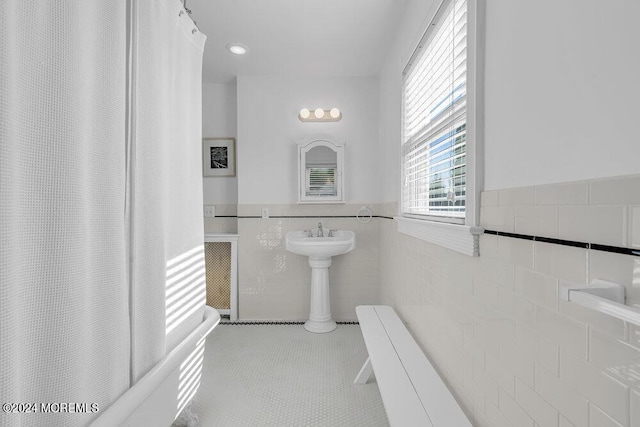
299 108 310 119
329 108 340 119
314 108 325 119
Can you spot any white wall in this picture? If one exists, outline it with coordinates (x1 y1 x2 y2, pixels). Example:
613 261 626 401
202 82 238 204
237 75 380 205
234 75 382 321
377 1 640 426
380 0 640 196
483 0 640 190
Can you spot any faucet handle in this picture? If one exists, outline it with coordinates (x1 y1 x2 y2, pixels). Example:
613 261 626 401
328 229 338 237
303 229 313 237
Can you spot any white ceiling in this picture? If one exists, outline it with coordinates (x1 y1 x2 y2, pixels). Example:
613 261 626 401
187 0 407 84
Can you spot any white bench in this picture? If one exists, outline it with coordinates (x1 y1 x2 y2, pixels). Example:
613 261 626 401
354 305 471 427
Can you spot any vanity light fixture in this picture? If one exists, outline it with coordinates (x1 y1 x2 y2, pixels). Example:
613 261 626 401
226 42 248 55
298 107 342 122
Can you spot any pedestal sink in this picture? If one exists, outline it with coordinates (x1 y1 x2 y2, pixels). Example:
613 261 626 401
285 229 355 333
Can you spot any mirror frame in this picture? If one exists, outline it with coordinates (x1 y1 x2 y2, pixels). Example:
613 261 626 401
297 138 345 204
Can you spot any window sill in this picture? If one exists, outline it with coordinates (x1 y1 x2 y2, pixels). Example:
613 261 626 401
394 216 483 256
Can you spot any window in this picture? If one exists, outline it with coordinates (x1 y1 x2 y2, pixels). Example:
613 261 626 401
402 0 468 222
396 0 483 255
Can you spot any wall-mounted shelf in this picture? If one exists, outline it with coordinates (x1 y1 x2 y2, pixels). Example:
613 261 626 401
561 279 640 326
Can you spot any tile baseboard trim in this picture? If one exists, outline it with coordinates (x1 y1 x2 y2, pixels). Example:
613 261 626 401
219 321 359 325
484 229 640 256
236 215 394 219
239 215 361 219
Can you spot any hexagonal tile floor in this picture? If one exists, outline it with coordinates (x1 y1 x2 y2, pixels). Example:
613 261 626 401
187 323 388 426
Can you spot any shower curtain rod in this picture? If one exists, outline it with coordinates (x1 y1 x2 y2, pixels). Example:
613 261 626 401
181 0 198 28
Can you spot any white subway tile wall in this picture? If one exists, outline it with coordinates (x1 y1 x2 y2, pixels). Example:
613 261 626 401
589 176 640 205
227 175 640 425
515 378 558 427
631 389 640 426
482 175 640 248
534 242 588 284
558 205 627 247
515 205 559 238
480 206 515 233
559 294 627 341
589 404 624 427
237 208 379 321
499 187 536 207
204 204 238 233
379 174 640 426
534 181 589 206
560 349 629 426
631 206 640 248
588 251 640 305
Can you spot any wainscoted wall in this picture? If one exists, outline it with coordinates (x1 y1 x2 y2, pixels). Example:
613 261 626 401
230 74 384 321
203 203 237 234
379 175 640 427
236 203 380 321
201 3 640 425
202 82 238 235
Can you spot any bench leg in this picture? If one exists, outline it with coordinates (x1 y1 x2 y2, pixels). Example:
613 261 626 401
354 357 373 384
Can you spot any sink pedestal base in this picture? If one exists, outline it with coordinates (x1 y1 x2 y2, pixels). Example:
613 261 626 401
305 257 337 333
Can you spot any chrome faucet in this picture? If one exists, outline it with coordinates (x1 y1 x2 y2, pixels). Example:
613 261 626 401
317 222 323 237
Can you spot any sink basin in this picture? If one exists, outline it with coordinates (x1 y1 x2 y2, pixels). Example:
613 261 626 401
285 229 356 333
285 230 355 258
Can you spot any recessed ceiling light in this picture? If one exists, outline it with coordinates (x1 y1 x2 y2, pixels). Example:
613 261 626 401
226 43 248 55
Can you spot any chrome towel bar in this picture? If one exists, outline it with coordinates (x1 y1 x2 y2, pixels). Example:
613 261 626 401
561 279 640 326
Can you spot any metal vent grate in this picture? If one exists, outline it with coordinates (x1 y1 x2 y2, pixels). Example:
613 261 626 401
204 242 231 309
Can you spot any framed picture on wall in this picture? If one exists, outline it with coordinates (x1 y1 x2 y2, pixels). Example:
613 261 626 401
203 138 236 177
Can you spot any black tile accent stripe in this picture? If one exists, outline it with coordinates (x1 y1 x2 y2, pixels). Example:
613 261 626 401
485 229 638 256
220 214 397 219
236 215 389 219
206 215 638 256
497 231 534 241
591 244 640 257
219 321 359 325
535 236 589 249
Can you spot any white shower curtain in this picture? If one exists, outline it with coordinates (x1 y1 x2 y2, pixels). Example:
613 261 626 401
0 2 130 426
128 0 207 381
1 0 207 425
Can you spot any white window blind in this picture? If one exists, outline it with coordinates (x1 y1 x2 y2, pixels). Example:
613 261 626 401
402 0 468 221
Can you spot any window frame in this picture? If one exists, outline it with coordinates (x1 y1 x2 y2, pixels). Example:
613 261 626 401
395 0 484 256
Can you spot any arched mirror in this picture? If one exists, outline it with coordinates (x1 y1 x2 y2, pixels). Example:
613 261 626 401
297 138 344 203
